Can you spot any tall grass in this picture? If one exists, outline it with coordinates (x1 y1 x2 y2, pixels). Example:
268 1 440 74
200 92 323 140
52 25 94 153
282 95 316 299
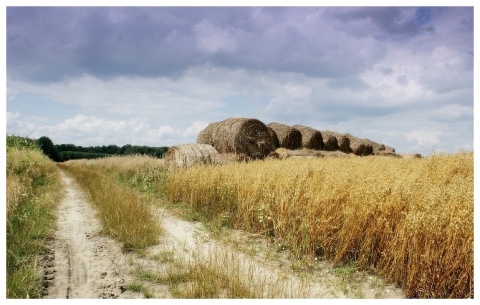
166 152 473 298
59 161 162 251
6 136 62 298
62 155 168 196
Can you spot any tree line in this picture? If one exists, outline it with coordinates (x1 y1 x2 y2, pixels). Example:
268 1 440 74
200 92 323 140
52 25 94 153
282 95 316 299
36 136 169 162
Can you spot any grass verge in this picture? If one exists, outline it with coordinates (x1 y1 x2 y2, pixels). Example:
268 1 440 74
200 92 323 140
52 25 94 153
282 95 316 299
58 163 161 251
6 138 63 298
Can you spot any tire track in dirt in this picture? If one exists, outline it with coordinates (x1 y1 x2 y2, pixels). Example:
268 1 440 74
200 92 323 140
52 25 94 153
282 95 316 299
42 169 140 299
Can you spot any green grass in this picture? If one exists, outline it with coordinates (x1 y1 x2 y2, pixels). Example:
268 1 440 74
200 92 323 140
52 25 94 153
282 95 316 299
6 136 63 298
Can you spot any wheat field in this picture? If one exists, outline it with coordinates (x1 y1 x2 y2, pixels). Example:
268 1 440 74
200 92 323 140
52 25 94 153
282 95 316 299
167 152 473 298
62 152 473 298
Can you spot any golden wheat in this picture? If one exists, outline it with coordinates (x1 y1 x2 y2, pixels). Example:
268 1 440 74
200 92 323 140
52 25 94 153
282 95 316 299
166 152 473 298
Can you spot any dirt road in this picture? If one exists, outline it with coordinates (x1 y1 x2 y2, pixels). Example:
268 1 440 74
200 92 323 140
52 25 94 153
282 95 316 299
42 169 404 299
42 170 140 298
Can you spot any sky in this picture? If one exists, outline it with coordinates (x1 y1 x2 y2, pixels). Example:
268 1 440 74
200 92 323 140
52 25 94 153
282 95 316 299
4 3 475 156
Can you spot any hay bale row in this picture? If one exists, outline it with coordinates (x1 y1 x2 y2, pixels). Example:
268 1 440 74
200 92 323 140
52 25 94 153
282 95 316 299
292 124 324 150
164 144 221 168
362 138 396 154
197 118 275 160
320 131 375 156
194 118 398 161
321 130 352 153
267 122 302 150
344 133 374 156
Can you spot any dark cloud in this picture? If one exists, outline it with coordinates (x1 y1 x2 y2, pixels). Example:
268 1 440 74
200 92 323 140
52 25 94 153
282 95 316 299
325 7 435 40
7 6 473 90
6 7 390 83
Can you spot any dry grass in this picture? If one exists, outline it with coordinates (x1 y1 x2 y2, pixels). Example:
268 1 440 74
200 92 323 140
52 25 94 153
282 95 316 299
6 143 63 298
59 160 161 251
166 152 473 298
64 154 168 195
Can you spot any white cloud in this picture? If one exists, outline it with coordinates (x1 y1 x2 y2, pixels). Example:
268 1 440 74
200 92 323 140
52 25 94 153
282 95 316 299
430 104 472 121
194 19 238 54
6 112 20 126
419 46 473 94
407 130 441 146
182 121 208 138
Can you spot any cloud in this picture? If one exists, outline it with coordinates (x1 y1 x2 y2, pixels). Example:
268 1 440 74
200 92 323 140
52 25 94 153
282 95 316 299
407 130 441 146
419 46 473 94
430 104 473 122
183 121 208 138
6 7 473 156
194 19 238 54
325 7 434 40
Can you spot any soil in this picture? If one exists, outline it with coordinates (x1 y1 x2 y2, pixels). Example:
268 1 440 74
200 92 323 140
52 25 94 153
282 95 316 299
40 168 405 299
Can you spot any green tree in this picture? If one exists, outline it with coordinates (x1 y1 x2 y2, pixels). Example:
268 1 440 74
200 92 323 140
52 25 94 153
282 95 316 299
37 136 60 162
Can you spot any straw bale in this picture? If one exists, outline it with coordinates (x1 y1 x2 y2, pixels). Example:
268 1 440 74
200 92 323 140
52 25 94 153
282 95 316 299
197 118 275 160
292 124 324 150
267 122 302 150
267 127 280 149
275 148 323 159
323 135 339 151
164 143 221 168
362 138 396 155
345 133 374 156
321 130 352 153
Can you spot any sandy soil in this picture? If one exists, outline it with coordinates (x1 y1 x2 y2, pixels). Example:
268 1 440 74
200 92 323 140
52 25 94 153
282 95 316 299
41 170 140 298
41 168 405 299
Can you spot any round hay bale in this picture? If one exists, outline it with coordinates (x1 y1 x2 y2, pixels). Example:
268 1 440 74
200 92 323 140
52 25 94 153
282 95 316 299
292 125 324 150
337 136 352 153
323 135 339 151
164 143 221 168
197 118 275 160
267 127 280 149
362 138 395 155
321 130 352 153
267 122 302 150
345 134 374 156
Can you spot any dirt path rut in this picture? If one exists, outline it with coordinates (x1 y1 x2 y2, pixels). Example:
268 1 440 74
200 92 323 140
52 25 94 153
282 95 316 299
42 170 139 298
